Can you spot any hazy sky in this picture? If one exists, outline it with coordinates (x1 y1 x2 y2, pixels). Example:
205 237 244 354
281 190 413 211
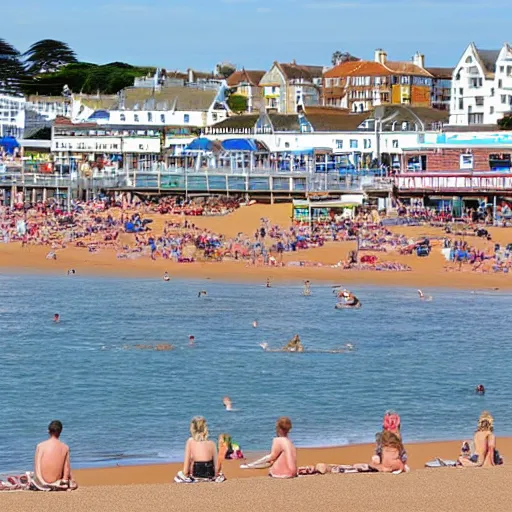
3 0 510 71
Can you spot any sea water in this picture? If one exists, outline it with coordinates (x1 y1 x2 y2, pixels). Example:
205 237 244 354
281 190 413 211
0 274 511 474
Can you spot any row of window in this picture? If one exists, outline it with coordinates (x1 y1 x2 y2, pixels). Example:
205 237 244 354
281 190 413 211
325 76 434 87
334 139 400 149
118 113 194 124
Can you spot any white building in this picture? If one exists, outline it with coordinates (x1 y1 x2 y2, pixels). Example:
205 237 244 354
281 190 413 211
0 94 25 138
71 85 229 129
449 42 512 125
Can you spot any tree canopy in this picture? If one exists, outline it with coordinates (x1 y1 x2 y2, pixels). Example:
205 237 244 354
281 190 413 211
24 39 77 75
331 50 359 66
227 94 248 114
0 39 26 93
22 62 155 96
498 114 512 130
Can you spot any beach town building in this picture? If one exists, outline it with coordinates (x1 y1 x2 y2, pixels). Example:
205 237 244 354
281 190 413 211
259 61 324 114
70 85 229 130
199 105 448 171
449 42 512 126
0 93 25 138
226 69 266 113
322 50 434 112
427 67 453 111
51 116 163 175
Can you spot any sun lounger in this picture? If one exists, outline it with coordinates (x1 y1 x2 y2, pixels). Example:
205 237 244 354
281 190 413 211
424 458 458 468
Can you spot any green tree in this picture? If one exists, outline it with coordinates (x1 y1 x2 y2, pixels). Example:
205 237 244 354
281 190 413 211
227 94 248 114
0 39 26 93
218 63 236 79
498 115 512 130
331 50 359 66
24 39 77 75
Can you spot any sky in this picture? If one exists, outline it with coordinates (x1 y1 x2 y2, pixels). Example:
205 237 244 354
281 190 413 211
2 0 511 72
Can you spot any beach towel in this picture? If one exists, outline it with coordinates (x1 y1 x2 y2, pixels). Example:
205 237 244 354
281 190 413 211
0 474 30 491
174 471 226 484
28 473 77 491
297 464 404 475
424 458 458 468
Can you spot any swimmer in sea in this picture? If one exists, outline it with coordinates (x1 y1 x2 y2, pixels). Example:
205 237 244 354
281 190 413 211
189 335 195 346
163 272 170 282
266 278 271 288
53 313 60 323
198 290 207 298
67 269 76 276
303 280 311 296
475 384 485 395
418 289 433 301
253 321 258 328
223 396 233 411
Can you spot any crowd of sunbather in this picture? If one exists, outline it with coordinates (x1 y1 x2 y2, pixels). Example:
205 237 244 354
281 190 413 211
2 409 500 491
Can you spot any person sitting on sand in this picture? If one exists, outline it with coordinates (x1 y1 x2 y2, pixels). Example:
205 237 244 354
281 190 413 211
33 420 78 491
372 411 408 468
265 417 297 478
218 434 244 461
283 334 304 352
177 417 222 481
458 411 502 467
369 431 406 473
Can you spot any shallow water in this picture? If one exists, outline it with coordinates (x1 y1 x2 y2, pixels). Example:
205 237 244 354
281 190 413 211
0 274 511 473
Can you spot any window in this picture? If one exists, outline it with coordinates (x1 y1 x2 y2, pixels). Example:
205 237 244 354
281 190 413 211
349 139 358 149
465 56 473 63
500 66 505 73
147 112 152 122
491 88 495 97
120 114 126 122
459 88 463 95
502 95 507 104
475 96 484 106
460 153 474 168
499 79 503 88
509 96 512 105
468 113 484 125
490 106 494 114
508 66 512 76
335 140 343 149
184 114 190 123
364 139 371 149
160 114 165 123
458 98 464 110
134 114 139 122
212 113 218 121
392 140 399 149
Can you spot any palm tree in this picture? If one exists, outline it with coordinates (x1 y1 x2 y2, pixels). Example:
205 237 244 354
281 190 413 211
0 39 25 93
24 39 77 75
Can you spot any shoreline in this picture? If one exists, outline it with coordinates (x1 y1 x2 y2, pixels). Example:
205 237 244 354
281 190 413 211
2 437 510 486
1 243 512 290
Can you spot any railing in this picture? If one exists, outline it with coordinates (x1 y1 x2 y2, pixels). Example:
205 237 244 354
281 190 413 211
0 170 385 195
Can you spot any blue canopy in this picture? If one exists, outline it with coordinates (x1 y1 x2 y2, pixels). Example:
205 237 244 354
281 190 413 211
221 138 258 152
0 136 20 155
88 110 110 121
185 138 213 151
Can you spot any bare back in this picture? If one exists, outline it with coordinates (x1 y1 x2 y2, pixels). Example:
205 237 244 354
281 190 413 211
183 438 218 476
474 431 495 466
35 438 71 483
269 437 297 478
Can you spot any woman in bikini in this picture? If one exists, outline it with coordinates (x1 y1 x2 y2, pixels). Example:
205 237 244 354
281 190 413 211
458 411 501 467
178 417 221 481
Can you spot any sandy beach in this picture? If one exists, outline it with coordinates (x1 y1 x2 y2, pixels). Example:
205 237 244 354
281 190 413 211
2 203 512 511
2 439 512 511
1 203 511 290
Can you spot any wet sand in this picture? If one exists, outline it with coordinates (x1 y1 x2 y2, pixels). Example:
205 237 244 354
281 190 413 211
2 439 512 511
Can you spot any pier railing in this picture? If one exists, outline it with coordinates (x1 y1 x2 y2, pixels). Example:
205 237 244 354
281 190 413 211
0 170 380 195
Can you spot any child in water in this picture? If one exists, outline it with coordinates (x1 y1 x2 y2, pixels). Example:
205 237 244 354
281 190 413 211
53 313 60 323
